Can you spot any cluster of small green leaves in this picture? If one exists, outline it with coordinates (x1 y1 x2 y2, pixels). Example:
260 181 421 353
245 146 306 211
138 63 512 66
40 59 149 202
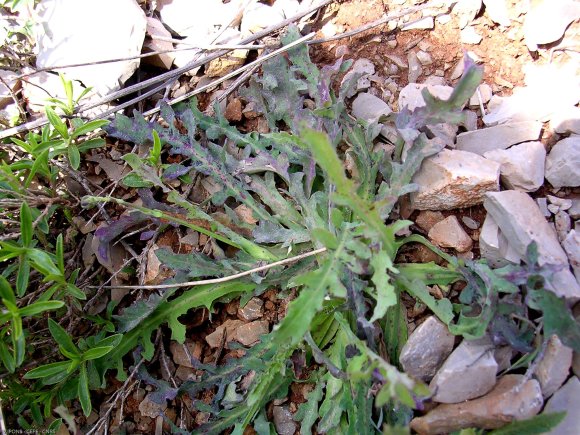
0 74 118 430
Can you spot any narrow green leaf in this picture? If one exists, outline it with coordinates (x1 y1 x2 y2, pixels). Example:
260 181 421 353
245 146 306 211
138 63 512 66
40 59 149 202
0 341 15 373
71 119 109 138
19 301 64 317
0 276 16 304
28 249 61 276
148 129 162 166
56 234 64 273
16 258 30 297
23 360 72 379
24 149 50 187
48 319 79 357
82 346 114 361
20 202 33 247
45 106 69 139
78 363 92 416
68 144 81 170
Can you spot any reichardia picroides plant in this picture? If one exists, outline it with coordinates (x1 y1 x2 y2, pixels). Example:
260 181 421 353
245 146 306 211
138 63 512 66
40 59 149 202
78 25 580 433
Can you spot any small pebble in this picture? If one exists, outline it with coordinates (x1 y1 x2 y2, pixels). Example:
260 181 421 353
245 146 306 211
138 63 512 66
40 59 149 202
461 216 480 230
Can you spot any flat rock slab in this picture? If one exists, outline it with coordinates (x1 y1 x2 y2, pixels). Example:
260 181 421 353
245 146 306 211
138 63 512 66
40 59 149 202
523 0 580 50
484 141 546 192
428 215 473 252
399 316 456 382
398 83 454 112
544 376 580 435
429 337 498 403
479 214 520 268
411 149 500 210
484 190 580 301
536 335 573 398
551 106 580 135
411 375 543 434
351 92 392 121
456 121 542 155
545 136 580 188
35 0 146 95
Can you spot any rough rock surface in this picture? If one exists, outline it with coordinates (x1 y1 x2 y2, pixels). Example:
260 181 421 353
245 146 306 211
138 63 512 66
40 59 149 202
562 230 580 280
523 0 580 50
429 337 497 403
411 375 543 434
428 216 473 252
411 149 500 210
535 335 573 398
237 297 264 321
415 211 445 232
272 405 297 435
483 141 545 192
35 0 147 95
170 340 202 368
479 214 520 268
455 121 542 155
352 92 392 121
235 320 269 346
398 83 454 112
543 376 580 435
551 106 580 135
399 316 455 382
205 319 244 348
484 191 580 301
545 136 580 188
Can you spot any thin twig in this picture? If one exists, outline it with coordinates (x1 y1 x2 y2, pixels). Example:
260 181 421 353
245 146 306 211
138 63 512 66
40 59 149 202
91 247 327 290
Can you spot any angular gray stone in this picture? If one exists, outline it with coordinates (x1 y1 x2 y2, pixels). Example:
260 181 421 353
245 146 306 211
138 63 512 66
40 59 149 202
411 375 543 434
562 230 580 281
430 337 498 403
351 93 392 121
544 376 580 435
484 191 580 301
411 149 500 210
428 215 473 252
548 195 573 211
401 16 434 31
545 136 580 188
36 0 147 95
399 316 455 382
398 83 454 112
468 83 493 107
523 0 580 50
483 0 511 26
569 199 580 219
170 340 202 368
416 50 433 65
554 211 571 243
272 405 297 435
342 58 375 97
483 141 545 192
462 216 480 230
235 320 269 346
407 51 422 84
479 214 520 268
456 121 543 155
139 393 167 418
536 335 573 398
551 106 580 135
460 26 483 44
237 297 264 321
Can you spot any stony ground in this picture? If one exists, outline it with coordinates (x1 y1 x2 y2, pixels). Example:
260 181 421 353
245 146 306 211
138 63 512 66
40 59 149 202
1 0 580 433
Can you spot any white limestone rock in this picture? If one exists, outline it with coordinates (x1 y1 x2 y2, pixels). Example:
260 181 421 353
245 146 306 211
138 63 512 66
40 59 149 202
544 376 580 435
399 316 456 382
551 106 580 135
351 93 392 121
562 230 580 282
484 191 580 301
430 337 497 403
535 335 573 398
158 0 239 38
483 63 580 125
411 149 500 210
241 2 285 36
483 141 545 192
35 0 146 95
398 83 454 112
545 136 580 188
428 216 473 252
482 0 510 26
456 121 543 155
342 58 375 97
468 83 493 107
523 0 580 51
479 214 520 268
